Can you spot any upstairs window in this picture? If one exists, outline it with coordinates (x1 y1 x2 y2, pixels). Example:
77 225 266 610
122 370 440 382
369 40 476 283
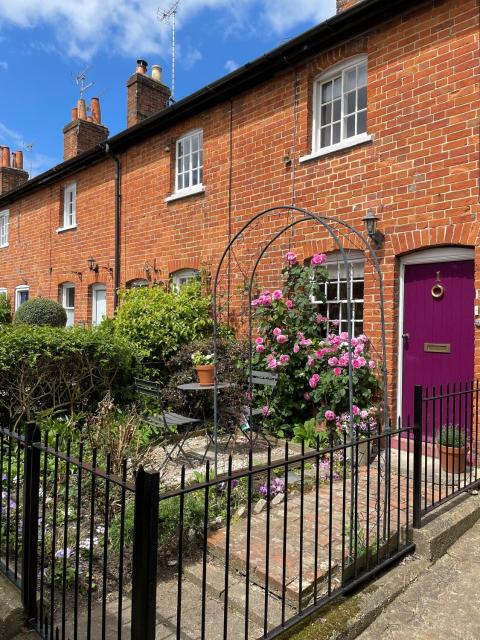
63 183 76 229
60 282 75 327
175 130 203 194
313 56 368 154
311 251 364 335
0 210 9 248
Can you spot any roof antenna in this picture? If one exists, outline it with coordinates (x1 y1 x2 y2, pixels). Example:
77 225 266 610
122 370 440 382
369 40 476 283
157 0 180 102
75 66 95 100
23 141 34 176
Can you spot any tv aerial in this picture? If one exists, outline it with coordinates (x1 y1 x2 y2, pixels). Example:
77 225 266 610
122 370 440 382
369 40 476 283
75 67 95 100
23 141 35 176
157 0 181 102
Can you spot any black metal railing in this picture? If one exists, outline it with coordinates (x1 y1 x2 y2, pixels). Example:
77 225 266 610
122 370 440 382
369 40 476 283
413 383 480 523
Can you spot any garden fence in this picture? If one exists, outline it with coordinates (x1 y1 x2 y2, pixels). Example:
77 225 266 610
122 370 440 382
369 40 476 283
3 391 479 638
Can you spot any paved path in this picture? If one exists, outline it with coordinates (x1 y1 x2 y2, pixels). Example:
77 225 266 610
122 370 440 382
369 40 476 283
359 518 480 640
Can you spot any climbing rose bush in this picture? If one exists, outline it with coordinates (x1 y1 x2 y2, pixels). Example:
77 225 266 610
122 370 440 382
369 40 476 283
251 252 381 437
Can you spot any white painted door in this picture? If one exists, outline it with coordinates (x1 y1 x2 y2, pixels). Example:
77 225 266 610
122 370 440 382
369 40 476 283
92 285 107 326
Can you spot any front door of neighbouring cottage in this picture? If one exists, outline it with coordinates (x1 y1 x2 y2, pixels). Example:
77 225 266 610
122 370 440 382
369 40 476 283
401 257 475 439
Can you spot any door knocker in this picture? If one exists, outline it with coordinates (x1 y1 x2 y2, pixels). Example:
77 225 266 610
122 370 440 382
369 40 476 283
431 271 444 299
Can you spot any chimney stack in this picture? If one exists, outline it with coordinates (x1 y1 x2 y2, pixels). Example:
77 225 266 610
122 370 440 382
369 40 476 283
63 97 109 161
0 145 29 195
336 0 365 12
127 59 171 128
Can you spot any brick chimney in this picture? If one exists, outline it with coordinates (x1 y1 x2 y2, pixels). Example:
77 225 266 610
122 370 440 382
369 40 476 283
0 146 29 195
63 97 109 161
127 60 171 128
336 0 364 12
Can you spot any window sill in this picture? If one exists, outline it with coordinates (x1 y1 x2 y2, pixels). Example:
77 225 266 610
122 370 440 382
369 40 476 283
299 134 373 163
56 225 77 233
164 185 205 203
0 243 9 249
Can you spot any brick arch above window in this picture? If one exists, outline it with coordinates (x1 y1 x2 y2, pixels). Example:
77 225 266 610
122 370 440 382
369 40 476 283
167 258 200 274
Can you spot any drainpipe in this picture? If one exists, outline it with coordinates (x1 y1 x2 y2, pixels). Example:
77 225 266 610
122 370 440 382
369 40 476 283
105 143 121 309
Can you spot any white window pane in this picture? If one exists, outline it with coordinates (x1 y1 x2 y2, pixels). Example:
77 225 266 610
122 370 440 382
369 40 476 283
184 138 190 155
184 172 190 188
345 67 357 92
345 115 356 138
333 77 342 99
177 141 184 157
177 174 183 190
332 122 341 144
357 86 367 111
192 152 198 169
67 287 75 307
199 166 203 183
345 91 356 115
321 127 331 148
192 135 199 152
192 170 198 186
332 99 341 122
184 154 190 172
321 81 332 103
321 103 332 125
357 63 367 87
357 110 367 134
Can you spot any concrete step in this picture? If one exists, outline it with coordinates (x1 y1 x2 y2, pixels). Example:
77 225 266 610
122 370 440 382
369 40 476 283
0 574 27 640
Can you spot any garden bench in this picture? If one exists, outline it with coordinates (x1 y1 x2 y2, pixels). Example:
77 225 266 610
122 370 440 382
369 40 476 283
134 377 201 468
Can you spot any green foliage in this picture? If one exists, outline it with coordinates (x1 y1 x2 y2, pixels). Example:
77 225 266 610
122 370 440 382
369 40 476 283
437 425 466 447
13 297 67 327
0 293 11 324
0 325 135 426
114 281 212 366
293 418 331 449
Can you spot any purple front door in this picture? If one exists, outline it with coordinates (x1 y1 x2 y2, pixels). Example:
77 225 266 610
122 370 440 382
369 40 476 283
402 260 475 437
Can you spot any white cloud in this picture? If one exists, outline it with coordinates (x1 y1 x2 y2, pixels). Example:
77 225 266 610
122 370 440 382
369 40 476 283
181 47 202 70
0 1 336 62
0 121 58 176
224 59 239 73
0 60 7 70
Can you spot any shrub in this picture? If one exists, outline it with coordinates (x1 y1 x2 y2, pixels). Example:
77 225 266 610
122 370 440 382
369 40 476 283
0 293 11 324
114 281 212 367
0 325 135 427
13 297 67 327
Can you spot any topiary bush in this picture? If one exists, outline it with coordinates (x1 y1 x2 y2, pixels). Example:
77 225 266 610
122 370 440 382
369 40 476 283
13 297 67 327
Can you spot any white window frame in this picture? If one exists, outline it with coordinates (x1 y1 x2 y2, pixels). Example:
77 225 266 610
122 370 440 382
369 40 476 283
311 251 365 335
171 269 199 291
91 284 107 326
166 130 204 201
301 55 372 163
0 288 7 297
60 282 75 327
59 183 77 231
15 285 29 310
0 210 9 248
126 279 149 289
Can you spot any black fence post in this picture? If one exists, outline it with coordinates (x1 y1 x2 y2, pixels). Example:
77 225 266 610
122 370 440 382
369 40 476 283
21 421 41 621
413 385 423 529
131 466 159 640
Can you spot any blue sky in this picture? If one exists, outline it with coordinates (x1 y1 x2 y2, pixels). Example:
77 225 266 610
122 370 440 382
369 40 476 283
0 0 336 176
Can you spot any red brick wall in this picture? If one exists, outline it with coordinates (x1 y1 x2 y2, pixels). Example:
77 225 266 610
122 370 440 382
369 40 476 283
0 0 478 417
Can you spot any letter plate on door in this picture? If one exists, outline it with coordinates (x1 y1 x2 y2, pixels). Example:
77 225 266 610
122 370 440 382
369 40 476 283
424 343 451 353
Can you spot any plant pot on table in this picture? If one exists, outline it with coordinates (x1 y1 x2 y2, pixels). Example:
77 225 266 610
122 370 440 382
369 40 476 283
195 364 215 386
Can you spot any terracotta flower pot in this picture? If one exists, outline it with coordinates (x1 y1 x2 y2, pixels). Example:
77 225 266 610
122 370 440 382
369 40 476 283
195 364 215 386
437 444 466 474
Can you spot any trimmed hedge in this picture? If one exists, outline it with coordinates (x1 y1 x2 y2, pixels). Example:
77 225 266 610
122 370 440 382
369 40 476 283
14 297 67 327
0 293 10 324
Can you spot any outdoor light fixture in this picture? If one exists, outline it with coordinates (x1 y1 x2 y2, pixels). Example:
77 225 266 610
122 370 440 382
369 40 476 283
87 256 99 273
362 210 385 249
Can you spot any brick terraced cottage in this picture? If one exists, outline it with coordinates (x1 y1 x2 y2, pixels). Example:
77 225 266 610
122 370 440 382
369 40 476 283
0 0 478 422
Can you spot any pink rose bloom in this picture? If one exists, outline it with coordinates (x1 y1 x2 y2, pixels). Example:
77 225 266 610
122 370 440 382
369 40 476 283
286 299 294 309
285 251 297 265
331 320 340 327
266 353 275 363
304 392 312 401
279 354 290 365
352 358 362 369
310 253 327 266
273 327 282 337
256 344 265 353
296 331 305 340
353 405 360 416
359 334 369 344
276 334 288 344
340 332 349 341
360 410 369 419
272 289 283 300
267 358 278 370
255 337 264 345
307 355 315 367
354 344 364 355
316 348 328 358
351 338 358 347
308 374 320 389
261 406 271 417
300 338 312 347
333 367 342 377
328 357 339 366
293 344 300 354
325 410 336 421
369 360 376 369
251 299 260 307
357 357 366 367
338 355 349 367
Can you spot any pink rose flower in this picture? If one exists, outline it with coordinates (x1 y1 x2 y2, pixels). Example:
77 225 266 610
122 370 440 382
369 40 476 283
360 410 369 419
279 354 290 365
251 299 260 307
338 355 349 367
272 289 283 300
304 392 312 401
310 253 327 266
255 337 264 345
340 332 349 341
300 338 312 347
285 252 297 265
293 344 300 354
273 327 282 337
267 358 278 369
353 405 360 416
261 405 271 417
331 320 340 327
307 355 315 367
328 357 339 366
286 299 294 309
308 374 320 389
316 313 327 324
256 344 265 353
369 360 376 369
333 367 342 377
276 334 288 344
352 358 362 369
325 410 336 421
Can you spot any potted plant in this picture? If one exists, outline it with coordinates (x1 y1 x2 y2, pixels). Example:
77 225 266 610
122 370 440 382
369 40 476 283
333 407 378 466
437 424 467 474
192 351 215 386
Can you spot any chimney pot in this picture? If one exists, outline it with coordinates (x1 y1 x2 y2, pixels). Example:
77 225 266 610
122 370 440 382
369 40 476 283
14 151 24 170
151 64 162 82
136 59 148 75
90 97 101 124
71 107 78 121
2 147 10 168
77 98 87 120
